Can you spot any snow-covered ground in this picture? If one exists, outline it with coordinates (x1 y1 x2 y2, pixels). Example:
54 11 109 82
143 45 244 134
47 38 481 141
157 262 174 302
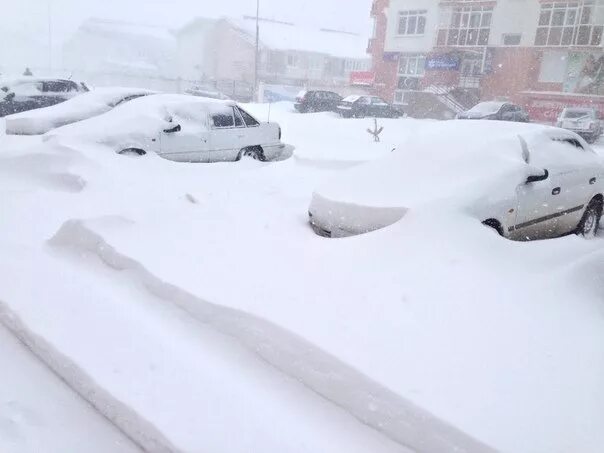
1 103 604 452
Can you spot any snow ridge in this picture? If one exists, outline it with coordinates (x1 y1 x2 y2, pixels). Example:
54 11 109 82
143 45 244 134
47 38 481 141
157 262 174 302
0 299 176 453
48 217 496 453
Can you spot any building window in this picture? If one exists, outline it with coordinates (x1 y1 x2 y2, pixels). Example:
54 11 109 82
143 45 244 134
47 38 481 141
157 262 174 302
287 54 298 67
398 55 426 76
502 33 522 46
535 1 604 46
398 10 427 36
437 5 493 46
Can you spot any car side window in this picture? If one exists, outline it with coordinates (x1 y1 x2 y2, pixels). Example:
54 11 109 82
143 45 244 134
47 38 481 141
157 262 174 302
237 107 260 127
359 97 371 105
42 81 68 93
233 107 244 127
212 110 235 128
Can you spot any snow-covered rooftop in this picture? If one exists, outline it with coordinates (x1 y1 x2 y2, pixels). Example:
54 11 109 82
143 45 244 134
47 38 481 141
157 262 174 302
229 16 369 59
178 16 369 60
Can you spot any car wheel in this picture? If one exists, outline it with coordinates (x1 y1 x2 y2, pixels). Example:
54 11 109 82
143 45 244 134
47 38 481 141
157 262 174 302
238 146 266 162
307 105 316 113
118 148 146 157
576 199 602 239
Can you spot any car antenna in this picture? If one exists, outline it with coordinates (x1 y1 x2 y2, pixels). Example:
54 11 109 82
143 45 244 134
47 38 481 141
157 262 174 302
267 102 272 123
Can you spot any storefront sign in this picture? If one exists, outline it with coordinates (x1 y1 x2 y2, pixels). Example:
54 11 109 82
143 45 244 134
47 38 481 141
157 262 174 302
425 54 460 71
383 52 400 62
350 71 375 86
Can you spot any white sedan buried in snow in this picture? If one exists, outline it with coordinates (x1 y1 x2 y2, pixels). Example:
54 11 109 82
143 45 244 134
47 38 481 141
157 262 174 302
309 121 604 240
46 94 286 162
4 87 155 135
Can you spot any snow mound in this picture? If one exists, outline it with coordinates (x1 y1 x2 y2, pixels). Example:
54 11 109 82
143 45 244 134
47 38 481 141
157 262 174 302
46 216 494 453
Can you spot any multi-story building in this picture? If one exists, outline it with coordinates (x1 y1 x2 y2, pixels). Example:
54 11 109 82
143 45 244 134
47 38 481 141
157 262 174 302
176 16 371 99
369 0 604 121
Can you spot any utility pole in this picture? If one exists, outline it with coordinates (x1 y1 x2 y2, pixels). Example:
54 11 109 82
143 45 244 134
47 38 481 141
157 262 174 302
253 0 260 101
47 0 53 73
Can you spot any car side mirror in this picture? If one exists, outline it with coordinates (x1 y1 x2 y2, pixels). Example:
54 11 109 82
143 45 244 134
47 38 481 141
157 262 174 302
526 169 549 184
163 124 181 134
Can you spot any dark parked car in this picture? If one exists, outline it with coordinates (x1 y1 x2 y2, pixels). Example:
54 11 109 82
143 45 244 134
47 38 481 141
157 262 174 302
294 90 342 113
337 95 403 118
457 101 530 122
0 78 89 117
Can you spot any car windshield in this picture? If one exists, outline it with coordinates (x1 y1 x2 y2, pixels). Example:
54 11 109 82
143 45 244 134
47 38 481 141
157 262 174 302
4 2 604 452
468 102 504 114
563 109 594 119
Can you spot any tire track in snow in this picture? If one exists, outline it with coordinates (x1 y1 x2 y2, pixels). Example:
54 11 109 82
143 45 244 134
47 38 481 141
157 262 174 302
46 217 497 453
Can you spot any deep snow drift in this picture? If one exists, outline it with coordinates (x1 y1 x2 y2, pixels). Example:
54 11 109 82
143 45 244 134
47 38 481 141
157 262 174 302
1 102 603 453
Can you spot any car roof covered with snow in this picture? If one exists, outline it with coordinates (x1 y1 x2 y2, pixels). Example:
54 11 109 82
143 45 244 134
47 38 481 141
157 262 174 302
45 94 240 150
5 87 157 134
314 120 595 209
0 77 78 88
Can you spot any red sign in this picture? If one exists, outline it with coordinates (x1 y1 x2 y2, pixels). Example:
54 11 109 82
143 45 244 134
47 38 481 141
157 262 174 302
350 71 375 86
522 92 604 123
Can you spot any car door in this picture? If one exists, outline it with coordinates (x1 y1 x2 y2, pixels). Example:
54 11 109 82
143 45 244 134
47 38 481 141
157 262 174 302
159 107 211 162
329 92 343 112
513 137 585 239
512 174 559 240
549 137 601 234
207 107 241 161
355 96 371 117
370 97 389 117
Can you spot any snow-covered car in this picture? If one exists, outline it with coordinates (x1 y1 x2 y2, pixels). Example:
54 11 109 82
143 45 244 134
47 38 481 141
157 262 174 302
337 95 403 119
0 77 89 117
457 101 530 122
4 87 156 135
556 107 602 144
45 94 286 162
308 121 604 240
185 87 231 100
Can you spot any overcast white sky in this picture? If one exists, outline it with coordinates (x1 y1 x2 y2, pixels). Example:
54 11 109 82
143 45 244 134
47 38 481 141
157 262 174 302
2 0 371 73
6 0 371 39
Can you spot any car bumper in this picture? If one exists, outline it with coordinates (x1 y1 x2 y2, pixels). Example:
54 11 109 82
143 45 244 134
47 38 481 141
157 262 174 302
308 193 407 238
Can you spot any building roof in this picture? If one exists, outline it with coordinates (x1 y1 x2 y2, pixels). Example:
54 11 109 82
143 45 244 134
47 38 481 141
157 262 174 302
229 16 369 59
178 16 369 60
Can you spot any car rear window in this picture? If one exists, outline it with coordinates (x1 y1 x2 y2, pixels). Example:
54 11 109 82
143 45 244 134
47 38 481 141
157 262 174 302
237 107 260 127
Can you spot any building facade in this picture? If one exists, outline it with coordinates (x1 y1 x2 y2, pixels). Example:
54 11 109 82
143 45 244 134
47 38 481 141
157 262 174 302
176 17 371 100
369 0 604 121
